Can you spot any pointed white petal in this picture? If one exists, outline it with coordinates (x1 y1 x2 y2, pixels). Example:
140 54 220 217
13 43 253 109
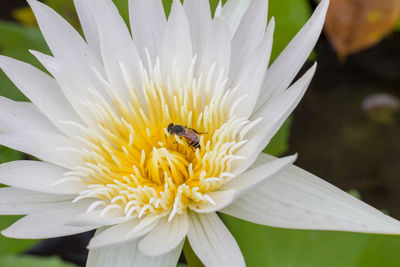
189 190 236 213
27 0 105 95
139 213 188 257
255 0 329 111
235 64 316 176
0 97 58 134
161 0 193 78
187 212 245 267
0 56 82 136
221 153 400 234
230 19 275 118
0 160 84 194
252 63 316 142
129 0 167 60
0 131 81 169
230 131 265 177
28 0 99 62
73 0 101 54
67 209 126 227
250 152 275 169
0 187 74 215
88 219 141 249
214 1 222 17
0 201 74 216
87 231 183 267
1 201 95 239
0 187 73 204
229 0 268 83
222 154 297 195
198 17 231 79
31 51 100 128
183 0 212 56
89 0 143 102
221 0 251 33
190 155 296 213
88 214 162 249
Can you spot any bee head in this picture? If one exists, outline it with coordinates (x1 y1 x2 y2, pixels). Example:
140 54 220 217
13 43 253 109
167 123 174 134
167 123 185 134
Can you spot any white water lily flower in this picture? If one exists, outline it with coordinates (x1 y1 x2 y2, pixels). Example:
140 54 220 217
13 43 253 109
1 0 400 266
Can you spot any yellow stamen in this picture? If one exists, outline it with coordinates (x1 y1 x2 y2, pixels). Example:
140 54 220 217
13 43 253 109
68 57 256 219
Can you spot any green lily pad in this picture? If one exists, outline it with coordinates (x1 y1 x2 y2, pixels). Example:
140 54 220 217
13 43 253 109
0 255 76 267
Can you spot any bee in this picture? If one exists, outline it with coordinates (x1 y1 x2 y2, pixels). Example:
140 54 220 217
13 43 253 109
167 123 206 149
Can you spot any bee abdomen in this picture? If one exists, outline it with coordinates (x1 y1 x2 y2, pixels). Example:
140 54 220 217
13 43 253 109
189 141 200 149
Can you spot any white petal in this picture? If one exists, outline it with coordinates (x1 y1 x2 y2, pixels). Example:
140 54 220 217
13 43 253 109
73 0 101 54
221 0 252 33
161 0 193 78
183 0 212 57
0 56 82 137
88 214 162 249
27 0 106 98
230 19 275 118
129 0 167 60
28 0 99 63
214 1 222 17
229 0 268 83
221 153 400 234
0 131 81 169
189 189 236 213
89 0 143 102
252 63 316 141
249 151 275 169
1 200 95 239
187 212 245 267
0 187 74 215
235 64 316 176
198 17 231 79
88 219 141 249
0 97 58 134
231 131 265 176
87 231 183 267
222 154 296 195
190 155 296 213
0 160 84 194
67 209 126 227
31 51 100 128
139 213 188 257
255 0 329 111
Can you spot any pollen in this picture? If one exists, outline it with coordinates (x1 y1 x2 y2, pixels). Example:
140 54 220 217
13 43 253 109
65 55 256 221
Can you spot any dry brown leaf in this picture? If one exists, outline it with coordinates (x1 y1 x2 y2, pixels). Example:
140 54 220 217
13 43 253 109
324 0 400 58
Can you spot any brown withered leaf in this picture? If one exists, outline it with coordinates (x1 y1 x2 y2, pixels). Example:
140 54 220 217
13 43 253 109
324 0 400 58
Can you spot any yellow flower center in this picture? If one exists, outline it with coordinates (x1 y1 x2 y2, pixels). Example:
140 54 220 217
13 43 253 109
70 58 253 220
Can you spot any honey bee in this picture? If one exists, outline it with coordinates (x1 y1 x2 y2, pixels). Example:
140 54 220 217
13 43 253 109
167 123 206 149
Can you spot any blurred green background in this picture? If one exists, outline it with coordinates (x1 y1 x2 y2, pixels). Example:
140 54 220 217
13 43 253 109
0 0 400 266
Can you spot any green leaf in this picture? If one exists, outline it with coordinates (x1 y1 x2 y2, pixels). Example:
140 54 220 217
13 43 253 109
357 235 400 267
183 239 204 267
0 21 49 66
348 189 362 200
264 116 292 157
268 0 312 62
222 214 400 267
0 216 40 255
160 0 227 19
113 0 130 25
0 146 23 164
0 255 76 267
397 15 400 31
0 21 49 101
